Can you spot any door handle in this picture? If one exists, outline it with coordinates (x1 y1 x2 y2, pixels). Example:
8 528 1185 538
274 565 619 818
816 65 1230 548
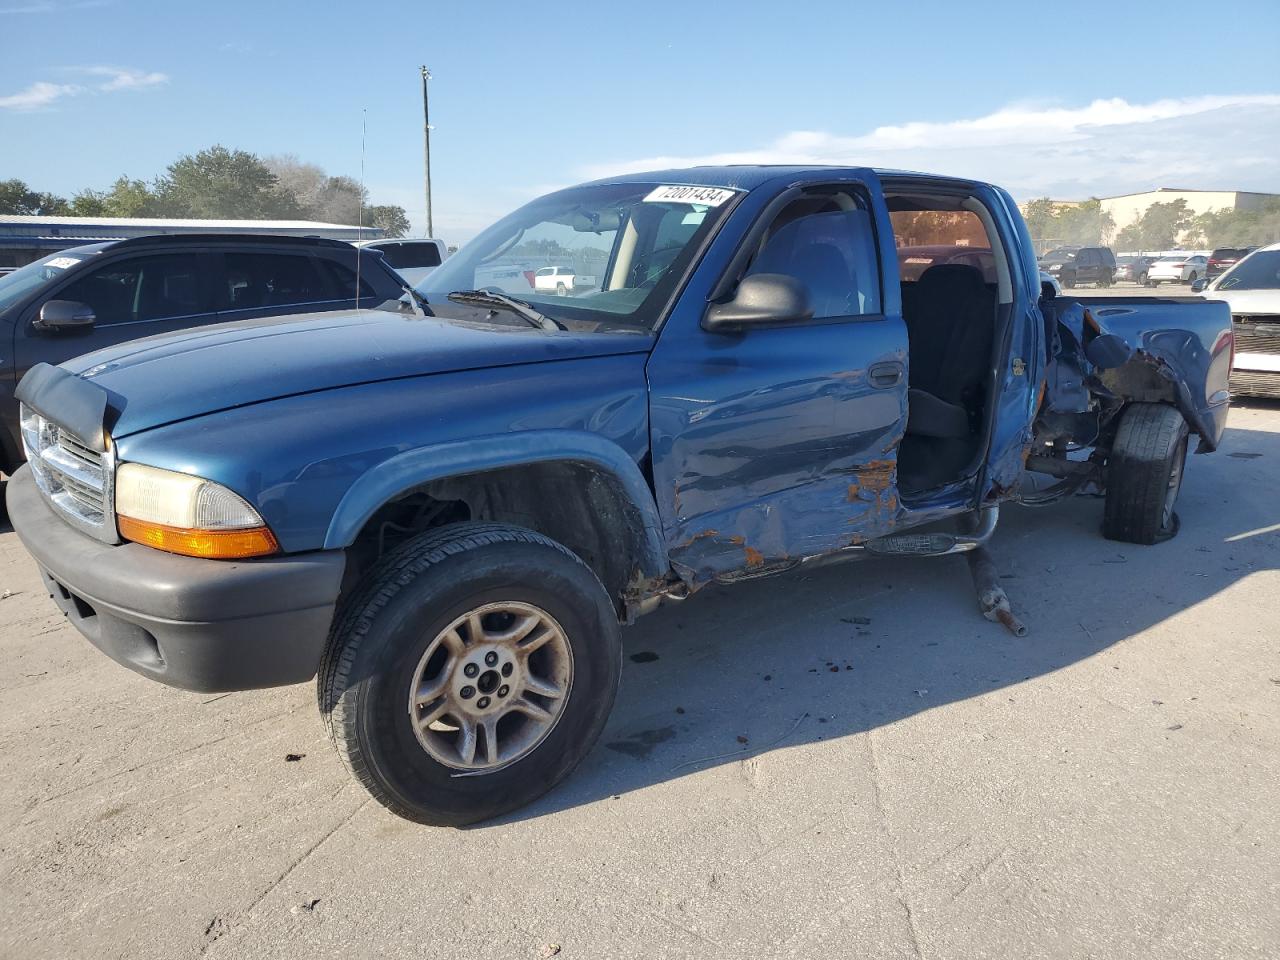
868 362 903 388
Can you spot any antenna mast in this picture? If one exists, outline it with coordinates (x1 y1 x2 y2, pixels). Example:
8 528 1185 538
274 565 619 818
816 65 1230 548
421 65 434 238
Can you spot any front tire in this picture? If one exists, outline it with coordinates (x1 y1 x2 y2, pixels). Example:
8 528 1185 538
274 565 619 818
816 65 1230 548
1103 403 1189 545
319 523 622 826
1187 271 1198 285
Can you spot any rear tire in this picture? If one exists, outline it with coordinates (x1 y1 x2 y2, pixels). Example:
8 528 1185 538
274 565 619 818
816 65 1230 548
1187 271 1198 285
319 522 622 826
1103 403 1189 545
1062 273 1076 289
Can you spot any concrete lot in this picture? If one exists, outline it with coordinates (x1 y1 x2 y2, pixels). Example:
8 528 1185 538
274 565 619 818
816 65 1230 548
2 338 1277 959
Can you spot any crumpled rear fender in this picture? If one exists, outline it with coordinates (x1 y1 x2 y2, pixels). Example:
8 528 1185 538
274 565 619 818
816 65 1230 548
1046 297 1233 452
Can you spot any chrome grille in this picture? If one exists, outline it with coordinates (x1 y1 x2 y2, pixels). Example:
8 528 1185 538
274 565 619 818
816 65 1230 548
1232 317 1280 356
20 404 116 541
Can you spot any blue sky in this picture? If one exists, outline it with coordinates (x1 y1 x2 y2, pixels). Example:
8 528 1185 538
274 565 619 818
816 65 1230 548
2 0 1278 240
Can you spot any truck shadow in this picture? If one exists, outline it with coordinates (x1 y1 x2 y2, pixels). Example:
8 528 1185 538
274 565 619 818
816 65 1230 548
486 418 1280 826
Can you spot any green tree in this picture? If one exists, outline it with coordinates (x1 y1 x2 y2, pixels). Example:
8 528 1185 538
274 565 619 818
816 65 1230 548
1113 200 1193 251
367 204 410 238
1055 199 1113 247
1194 199 1280 248
0 178 68 215
157 145 301 219
1021 198 1058 240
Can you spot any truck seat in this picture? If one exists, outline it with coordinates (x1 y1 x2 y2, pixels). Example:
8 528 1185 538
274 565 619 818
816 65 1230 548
899 263 996 491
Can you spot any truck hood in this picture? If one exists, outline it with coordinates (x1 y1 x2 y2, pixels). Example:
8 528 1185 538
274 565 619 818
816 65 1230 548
65 309 653 438
1202 288 1280 316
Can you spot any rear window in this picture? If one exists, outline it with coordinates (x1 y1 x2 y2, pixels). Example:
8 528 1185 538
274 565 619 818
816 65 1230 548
374 242 442 269
1211 248 1247 260
223 253 328 309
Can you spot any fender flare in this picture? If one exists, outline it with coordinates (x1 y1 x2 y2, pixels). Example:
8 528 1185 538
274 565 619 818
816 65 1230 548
322 429 669 579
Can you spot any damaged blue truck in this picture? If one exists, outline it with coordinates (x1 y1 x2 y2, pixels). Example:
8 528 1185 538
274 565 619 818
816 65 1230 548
6 166 1232 825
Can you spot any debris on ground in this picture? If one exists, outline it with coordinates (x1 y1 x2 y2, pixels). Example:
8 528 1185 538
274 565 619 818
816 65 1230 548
284 753 305 762
540 945 562 959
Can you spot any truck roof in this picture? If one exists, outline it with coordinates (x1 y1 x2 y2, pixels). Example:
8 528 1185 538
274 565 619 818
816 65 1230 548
584 165 982 192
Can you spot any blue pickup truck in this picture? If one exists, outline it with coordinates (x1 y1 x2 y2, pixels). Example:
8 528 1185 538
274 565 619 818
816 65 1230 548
7 166 1232 825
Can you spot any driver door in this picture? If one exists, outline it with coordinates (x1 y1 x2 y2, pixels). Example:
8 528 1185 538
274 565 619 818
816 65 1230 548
647 176 909 586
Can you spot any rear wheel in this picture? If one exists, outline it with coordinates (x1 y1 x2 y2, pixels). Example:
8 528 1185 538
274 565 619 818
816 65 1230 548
319 522 622 826
555 282 567 296
1103 403 1189 545
1062 272 1077 289
1187 271 1199 285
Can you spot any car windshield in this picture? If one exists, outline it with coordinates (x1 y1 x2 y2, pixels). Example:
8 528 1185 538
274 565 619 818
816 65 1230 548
415 182 738 332
1215 251 1280 291
0 248 100 312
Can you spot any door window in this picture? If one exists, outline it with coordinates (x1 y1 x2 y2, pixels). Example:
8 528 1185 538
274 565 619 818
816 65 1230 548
56 254 206 325
223 253 328 310
316 258 380 301
744 191 881 318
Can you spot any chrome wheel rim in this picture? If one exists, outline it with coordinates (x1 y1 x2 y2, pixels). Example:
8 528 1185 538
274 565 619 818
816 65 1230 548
407 601 573 772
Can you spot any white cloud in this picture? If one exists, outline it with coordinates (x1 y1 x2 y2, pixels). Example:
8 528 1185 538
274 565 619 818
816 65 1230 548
78 66 169 92
0 65 167 111
0 80 81 110
581 94 1280 200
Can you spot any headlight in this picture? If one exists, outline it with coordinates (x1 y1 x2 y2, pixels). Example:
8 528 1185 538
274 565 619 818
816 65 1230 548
115 463 278 559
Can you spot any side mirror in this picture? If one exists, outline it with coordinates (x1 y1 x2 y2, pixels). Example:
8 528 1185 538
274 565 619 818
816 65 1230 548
704 273 813 331
1190 278 1208 293
34 300 96 333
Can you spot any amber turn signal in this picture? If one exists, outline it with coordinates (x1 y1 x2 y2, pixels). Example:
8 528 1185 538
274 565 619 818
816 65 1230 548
117 515 279 559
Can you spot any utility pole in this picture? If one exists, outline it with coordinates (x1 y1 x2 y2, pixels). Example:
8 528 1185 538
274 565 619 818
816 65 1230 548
420 65 434 238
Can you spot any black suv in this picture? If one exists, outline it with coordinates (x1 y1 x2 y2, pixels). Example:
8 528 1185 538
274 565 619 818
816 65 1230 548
0 234 407 488
1040 246 1118 288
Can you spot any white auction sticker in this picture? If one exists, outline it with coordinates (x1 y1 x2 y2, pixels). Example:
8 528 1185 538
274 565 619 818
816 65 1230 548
643 185 736 207
44 256 81 270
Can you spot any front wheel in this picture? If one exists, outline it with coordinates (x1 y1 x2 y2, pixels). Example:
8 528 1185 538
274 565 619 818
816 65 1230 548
1187 271 1198 285
1103 403 1189 545
1062 273 1077 289
319 522 622 826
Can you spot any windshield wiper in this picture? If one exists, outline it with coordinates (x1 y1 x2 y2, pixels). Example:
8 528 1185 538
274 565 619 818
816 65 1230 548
398 282 433 317
447 290 565 331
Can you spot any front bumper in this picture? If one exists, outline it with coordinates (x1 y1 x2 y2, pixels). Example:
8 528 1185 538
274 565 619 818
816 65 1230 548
6 465 346 692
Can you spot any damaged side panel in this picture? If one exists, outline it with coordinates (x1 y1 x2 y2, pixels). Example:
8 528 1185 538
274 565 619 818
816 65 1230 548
647 316 910 588
1041 296 1233 451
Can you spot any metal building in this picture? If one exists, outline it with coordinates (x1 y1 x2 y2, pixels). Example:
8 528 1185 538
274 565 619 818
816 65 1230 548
0 215 383 271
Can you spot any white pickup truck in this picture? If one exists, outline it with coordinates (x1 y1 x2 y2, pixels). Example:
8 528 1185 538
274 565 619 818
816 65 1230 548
532 265 597 295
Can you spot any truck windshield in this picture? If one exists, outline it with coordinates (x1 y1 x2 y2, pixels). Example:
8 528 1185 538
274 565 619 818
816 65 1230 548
1215 251 1280 291
416 182 739 331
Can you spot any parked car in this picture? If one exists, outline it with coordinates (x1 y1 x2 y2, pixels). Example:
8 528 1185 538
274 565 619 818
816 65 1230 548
356 238 448 286
1194 243 1280 397
1115 255 1156 285
1039 246 1117 288
0 234 408 504
1206 246 1255 280
532 265 599 295
8 166 1231 826
1148 254 1207 285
